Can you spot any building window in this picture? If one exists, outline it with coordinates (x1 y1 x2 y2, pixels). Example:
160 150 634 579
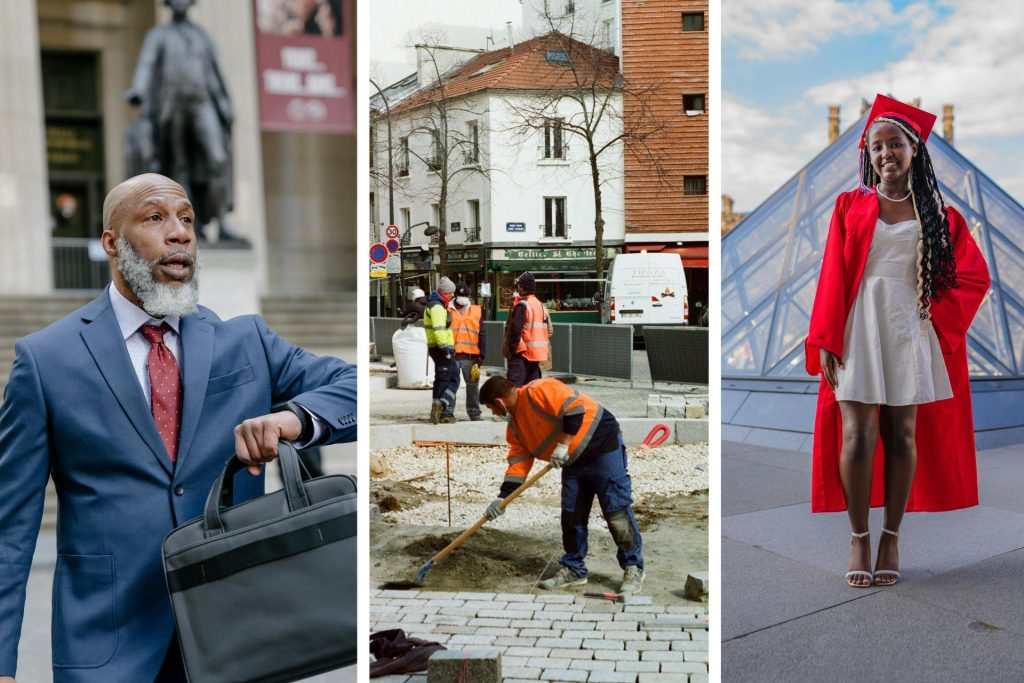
399 208 411 243
543 197 568 238
684 175 707 195
543 118 565 159
565 1 574 14
683 93 706 114
546 50 570 64
465 121 479 164
603 19 615 49
398 137 410 176
426 137 442 171
682 12 705 31
467 200 481 242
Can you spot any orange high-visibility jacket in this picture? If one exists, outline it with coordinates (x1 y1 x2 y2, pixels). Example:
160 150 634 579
514 295 549 361
450 304 482 355
502 378 604 489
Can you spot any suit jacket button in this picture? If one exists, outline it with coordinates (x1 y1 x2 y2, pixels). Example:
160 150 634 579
174 485 185 496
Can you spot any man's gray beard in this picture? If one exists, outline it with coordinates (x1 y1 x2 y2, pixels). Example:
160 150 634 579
116 236 200 317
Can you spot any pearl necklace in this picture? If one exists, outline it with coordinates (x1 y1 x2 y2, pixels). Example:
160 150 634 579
877 187 911 202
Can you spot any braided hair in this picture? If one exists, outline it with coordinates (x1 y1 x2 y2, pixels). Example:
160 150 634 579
860 115 957 320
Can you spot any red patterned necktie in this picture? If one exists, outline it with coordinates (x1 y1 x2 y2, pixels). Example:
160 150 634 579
140 323 182 464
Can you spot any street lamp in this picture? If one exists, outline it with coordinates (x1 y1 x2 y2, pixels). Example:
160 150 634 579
397 221 436 312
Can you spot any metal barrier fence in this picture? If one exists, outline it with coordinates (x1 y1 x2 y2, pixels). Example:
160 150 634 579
371 317 633 382
644 326 708 384
52 237 110 290
571 323 633 381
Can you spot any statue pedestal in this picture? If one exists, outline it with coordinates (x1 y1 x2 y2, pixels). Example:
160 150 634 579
199 246 263 319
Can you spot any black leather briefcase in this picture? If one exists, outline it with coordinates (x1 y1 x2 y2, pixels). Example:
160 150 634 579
162 442 357 683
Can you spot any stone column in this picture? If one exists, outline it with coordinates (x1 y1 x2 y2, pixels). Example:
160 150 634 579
0 0 52 293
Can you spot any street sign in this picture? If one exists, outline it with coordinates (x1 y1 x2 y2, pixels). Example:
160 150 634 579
369 243 389 263
506 222 526 232
385 224 400 239
386 253 401 274
370 263 388 278
385 238 401 253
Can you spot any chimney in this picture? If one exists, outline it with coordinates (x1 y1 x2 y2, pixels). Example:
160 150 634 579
722 194 734 216
506 21 514 53
860 98 870 115
828 105 840 144
943 104 954 144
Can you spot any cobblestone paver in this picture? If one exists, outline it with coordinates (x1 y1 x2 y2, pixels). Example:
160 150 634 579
370 590 708 682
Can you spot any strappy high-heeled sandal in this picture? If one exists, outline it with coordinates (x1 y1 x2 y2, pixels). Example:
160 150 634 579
873 527 901 586
846 530 873 588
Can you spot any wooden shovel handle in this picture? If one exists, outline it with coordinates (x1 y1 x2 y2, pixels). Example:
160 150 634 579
430 464 554 565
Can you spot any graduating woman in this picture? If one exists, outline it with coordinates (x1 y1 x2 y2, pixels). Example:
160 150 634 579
805 94 991 588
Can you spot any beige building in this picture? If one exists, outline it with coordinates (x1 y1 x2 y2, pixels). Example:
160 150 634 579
0 0 356 370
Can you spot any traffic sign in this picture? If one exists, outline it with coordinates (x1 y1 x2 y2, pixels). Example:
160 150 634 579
369 243 389 264
385 238 401 253
370 263 388 278
386 253 401 274
385 225 400 239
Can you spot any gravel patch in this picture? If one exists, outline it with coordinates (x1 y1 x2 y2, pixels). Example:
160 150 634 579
372 444 707 530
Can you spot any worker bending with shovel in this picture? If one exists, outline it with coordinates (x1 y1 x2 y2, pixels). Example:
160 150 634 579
479 376 645 594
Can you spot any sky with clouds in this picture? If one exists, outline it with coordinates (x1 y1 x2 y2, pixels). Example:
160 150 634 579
369 0 522 85
724 0 1024 211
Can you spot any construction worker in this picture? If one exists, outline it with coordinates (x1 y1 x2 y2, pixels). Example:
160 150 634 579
479 376 645 595
450 282 485 421
504 272 549 386
423 276 459 424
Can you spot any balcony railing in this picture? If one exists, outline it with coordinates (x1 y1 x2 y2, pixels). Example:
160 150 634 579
425 156 442 171
538 143 569 160
463 149 480 165
396 160 409 177
465 226 481 243
539 223 571 240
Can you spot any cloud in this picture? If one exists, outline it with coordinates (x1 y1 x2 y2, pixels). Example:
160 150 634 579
722 95 828 211
725 0 1024 208
724 0 935 61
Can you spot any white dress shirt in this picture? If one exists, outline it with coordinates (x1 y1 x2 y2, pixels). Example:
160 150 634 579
108 285 324 447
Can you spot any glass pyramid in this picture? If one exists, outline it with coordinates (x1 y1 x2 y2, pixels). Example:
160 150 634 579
723 112 1024 379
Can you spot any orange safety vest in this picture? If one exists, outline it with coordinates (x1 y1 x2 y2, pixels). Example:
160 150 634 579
450 304 482 355
502 378 604 488
514 295 550 361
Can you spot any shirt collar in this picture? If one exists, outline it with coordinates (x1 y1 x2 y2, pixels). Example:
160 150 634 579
108 285 181 341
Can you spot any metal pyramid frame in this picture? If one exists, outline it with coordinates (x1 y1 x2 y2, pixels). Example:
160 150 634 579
723 112 1024 381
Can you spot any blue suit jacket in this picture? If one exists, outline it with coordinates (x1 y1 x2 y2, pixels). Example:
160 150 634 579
0 290 357 681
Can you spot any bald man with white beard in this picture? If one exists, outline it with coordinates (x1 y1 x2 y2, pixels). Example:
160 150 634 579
0 174 357 682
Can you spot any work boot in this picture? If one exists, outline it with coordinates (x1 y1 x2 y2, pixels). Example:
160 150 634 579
619 566 644 595
438 415 457 424
429 400 443 424
539 566 587 590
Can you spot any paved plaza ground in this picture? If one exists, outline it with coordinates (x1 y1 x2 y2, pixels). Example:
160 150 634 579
723 441 1024 682
370 588 708 683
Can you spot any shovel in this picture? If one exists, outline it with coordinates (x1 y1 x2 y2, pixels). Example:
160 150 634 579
384 463 554 589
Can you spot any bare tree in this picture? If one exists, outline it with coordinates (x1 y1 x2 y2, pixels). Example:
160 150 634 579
502 7 668 280
373 33 492 276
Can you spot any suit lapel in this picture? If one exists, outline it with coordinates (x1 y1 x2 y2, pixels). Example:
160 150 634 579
175 312 213 471
79 293 173 477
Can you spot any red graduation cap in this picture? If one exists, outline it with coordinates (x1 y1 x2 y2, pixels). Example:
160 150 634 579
859 93 937 148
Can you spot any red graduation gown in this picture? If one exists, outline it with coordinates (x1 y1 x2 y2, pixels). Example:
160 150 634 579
805 188 991 512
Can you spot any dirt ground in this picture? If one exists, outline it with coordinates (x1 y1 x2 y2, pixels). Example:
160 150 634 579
370 488 708 603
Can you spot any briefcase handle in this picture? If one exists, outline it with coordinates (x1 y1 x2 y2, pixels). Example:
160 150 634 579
202 441 311 537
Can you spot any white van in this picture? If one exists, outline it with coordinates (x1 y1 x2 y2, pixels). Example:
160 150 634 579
601 253 688 326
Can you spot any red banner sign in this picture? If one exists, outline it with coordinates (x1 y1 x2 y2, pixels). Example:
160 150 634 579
253 0 354 134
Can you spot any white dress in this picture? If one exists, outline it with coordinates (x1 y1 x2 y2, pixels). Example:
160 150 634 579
833 218 953 406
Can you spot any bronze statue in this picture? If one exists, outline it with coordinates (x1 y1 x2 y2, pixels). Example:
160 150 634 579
124 0 249 246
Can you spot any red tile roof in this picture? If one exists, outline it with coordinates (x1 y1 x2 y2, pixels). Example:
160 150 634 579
388 32 620 116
